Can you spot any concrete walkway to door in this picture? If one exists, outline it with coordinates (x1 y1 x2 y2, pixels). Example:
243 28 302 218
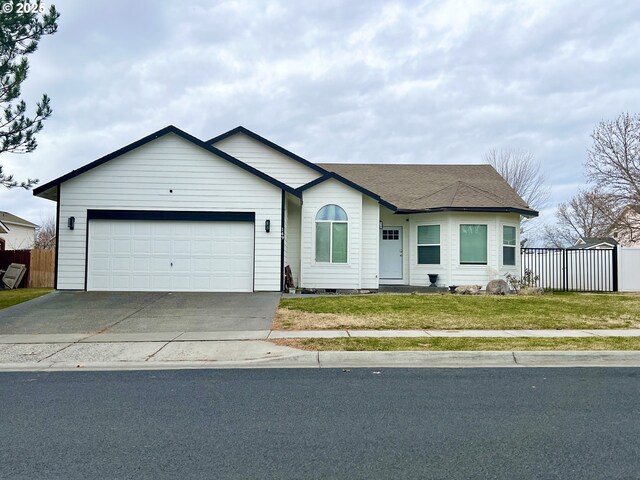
0 291 280 335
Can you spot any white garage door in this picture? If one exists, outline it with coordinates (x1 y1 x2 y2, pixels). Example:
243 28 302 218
87 220 254 292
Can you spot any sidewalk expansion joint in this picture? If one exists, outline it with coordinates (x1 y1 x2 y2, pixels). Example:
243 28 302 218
512 352 519 365
37 343 75 363
145 341 172 362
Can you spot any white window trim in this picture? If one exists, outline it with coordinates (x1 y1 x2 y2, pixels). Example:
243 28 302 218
313 206 349 265
501 224 518 267
459 223 488 266
416 223 441 265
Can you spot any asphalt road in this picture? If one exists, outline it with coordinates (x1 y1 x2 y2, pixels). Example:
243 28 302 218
1 368 639 479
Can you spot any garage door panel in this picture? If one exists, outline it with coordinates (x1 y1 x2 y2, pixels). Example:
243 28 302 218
88 219 254 292
111 275 132 289
112 223 132 235
153 239 171 255
132 275 151 290
112 257 131 272
133 239 151 253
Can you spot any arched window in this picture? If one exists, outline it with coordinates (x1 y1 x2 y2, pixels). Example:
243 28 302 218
315 204 348 263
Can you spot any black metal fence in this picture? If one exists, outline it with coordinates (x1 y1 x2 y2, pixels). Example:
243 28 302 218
521 247 618 292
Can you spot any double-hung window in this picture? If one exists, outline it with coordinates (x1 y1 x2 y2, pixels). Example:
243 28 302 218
315 205 348 263
502 226 517 266
460 224 487 265
417 225 440 264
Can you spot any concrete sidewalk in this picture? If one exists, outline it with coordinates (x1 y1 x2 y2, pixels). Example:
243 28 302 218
1 340 640 371
2 328 640 344
0 327 640 371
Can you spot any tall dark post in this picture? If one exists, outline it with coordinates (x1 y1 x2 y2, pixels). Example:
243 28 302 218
612 246 619 292
562 248 568 292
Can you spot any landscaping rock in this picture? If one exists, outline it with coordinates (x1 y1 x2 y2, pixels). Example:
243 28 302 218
455 285 481 295
486 279 510 295
518 286 544 296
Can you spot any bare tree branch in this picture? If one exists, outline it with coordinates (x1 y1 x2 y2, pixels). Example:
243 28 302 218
542 188 616 247
483 147 550 245
33 214 56 249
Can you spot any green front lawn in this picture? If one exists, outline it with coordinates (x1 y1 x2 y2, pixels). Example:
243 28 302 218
276 292 640 330
0 288 52 310
273 337 640 351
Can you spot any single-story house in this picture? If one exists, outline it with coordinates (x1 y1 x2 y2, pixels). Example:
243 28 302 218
0 211 37 251
33 126 537 292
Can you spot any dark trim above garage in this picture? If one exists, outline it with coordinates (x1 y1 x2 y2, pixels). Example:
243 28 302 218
87 210 256 222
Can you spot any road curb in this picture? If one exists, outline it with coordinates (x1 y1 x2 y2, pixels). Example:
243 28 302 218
1 350 640 371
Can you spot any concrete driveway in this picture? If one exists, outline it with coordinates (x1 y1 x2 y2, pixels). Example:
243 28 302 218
0 291 280 334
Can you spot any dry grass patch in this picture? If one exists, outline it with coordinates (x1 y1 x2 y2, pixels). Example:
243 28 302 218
276 293 640 330
272 337 640 351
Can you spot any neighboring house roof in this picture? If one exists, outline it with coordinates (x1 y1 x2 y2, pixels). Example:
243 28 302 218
316 164 538 216
33 125 301 200
574 237 618 249
0 211 37 228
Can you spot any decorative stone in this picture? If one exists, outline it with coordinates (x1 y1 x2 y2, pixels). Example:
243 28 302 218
455 285 481 295
486 279 510 295
518 286 544 296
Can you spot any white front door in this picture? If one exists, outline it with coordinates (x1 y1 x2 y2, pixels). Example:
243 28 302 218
379 227 403 280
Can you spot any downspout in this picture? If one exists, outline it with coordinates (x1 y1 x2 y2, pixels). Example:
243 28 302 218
280 189 285 292
54 186 61 290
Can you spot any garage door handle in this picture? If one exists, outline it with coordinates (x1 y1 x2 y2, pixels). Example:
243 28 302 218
170 262 173 267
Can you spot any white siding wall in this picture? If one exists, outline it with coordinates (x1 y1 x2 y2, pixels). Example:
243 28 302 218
360 197 380 289
57 133 283 291
0 224 35 250
379 210 520 287
409 212 451 287
284 197 301 286
300 179 363 289
213 133 322 188
410 212 520 287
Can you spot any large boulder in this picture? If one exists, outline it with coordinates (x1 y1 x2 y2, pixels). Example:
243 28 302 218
518 286 544 296
455 285 481 295
486 279 509 295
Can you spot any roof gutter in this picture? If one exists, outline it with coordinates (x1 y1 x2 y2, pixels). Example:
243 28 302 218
395 206 539 217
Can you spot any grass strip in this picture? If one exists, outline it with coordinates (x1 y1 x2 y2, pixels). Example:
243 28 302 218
272 336 640 351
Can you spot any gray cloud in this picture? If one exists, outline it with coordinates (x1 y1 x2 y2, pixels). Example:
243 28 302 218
2 0 639 231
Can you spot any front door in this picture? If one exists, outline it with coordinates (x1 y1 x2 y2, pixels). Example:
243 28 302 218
380 227 403 280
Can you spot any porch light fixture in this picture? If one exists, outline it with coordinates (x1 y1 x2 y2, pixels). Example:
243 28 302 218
265 219 271 233
379 221 383 229
68 216 75 230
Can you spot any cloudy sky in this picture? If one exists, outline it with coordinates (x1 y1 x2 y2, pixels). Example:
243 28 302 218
2 0 640 234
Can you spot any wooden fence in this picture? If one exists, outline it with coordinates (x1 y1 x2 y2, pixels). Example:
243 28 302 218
0 249 55 288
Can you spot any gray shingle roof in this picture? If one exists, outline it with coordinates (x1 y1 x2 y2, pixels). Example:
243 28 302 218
574 237 618 248
316 164 537 215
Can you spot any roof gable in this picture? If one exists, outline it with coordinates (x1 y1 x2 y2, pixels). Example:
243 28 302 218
33 126 300 200
208 126 328 176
